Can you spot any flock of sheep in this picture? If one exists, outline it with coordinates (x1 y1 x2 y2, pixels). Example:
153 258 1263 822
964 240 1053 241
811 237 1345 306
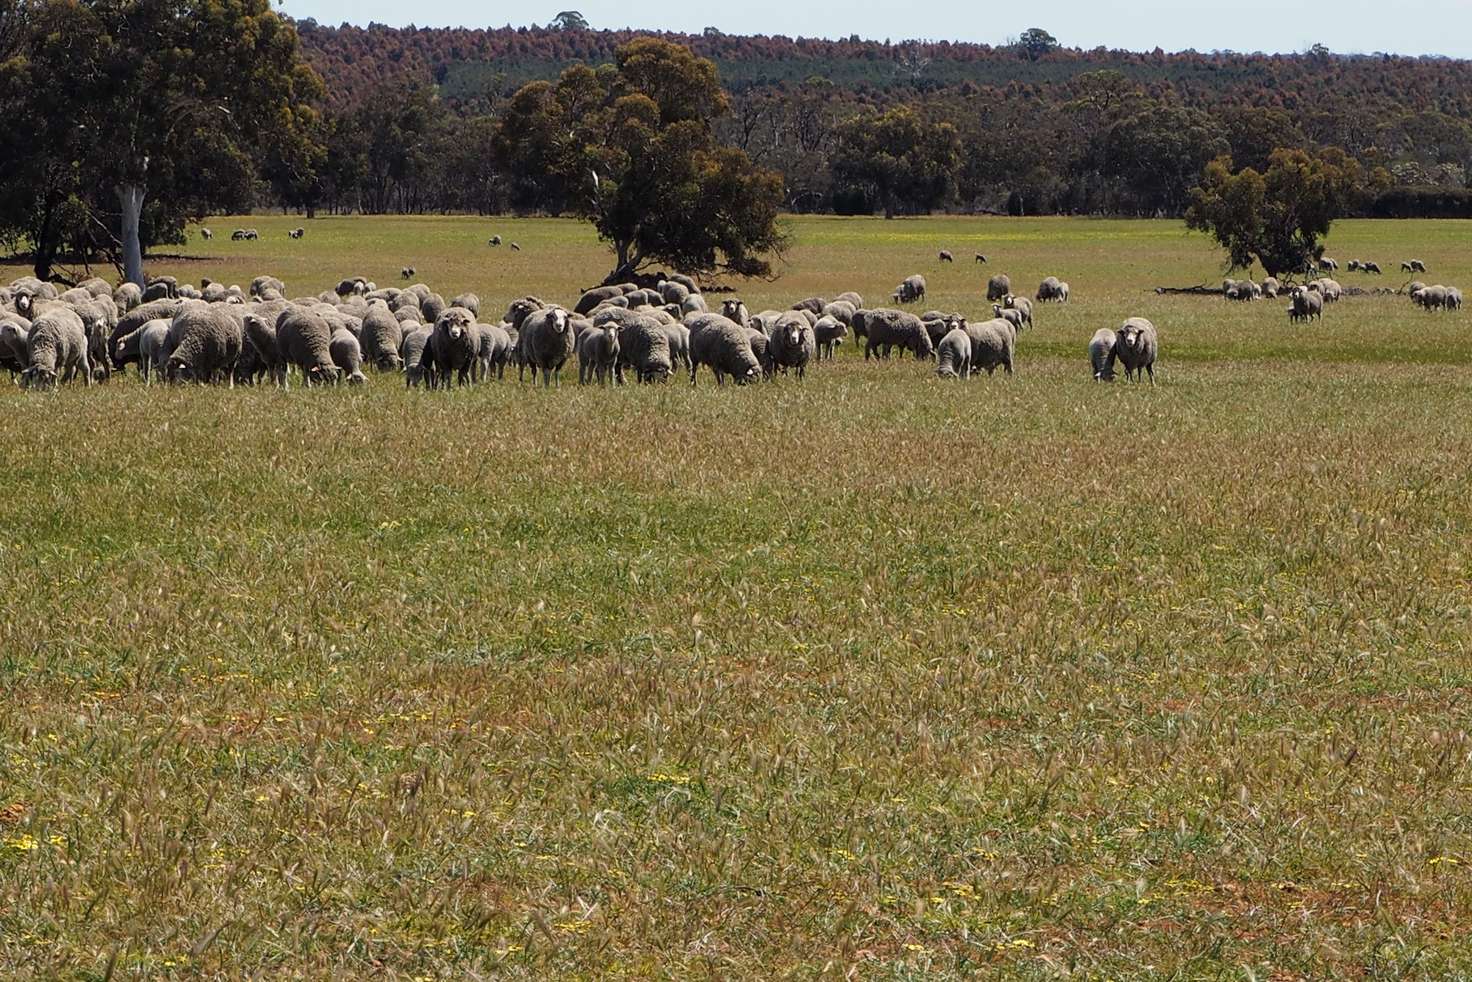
1218 257 1462 321
0 264 1156 389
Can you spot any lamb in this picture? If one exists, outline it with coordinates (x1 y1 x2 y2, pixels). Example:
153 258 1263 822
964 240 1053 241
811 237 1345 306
330 328 367 385
577 323 620 385
986 273 1012 302
891 275 926 305
1114 318 1157 383
688 315 761 385
428 307 480 388
402 325 434 388
22 307 89 388
965 318 1015 376
517 306 576 386
767 312 817 379
934 326 971 379
1088 328 1117 381
615 317 675 384
360 301 404 371
858 309 934 361
1036 276 1070 302
938 250 954 263
163 300 244 384
813 315 848 360
276 307 340 386
241 313 287 387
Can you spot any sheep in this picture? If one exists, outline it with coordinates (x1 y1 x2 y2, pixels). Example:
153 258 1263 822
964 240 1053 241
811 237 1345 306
1448 287 1464 310
1412 285 1450 310
1114 317 1157 383
1 320 30 376
1318 257 1338 272
658 280 691 306
891 275 926 305
680 293 708 316
720 299 750 327
577 323 620 385
791 297 827 315
813 315 848 360
249 276 285 299
920 311 959 348
1003 294 1033 328
974 254 987 264
934 326 971 379
1403 260 1427 274
1289 286 1323 323
688 315 760 385
767 312 817 379
992 304 1025 331
576 286 626 316
518 306 576 387
22 307 89 389
359 301 404 371
231 229 247 241
200 228 213 241
1314 278 1343 303
163 300 243 384
109 298 181 369
402 325 434 388
510 242 521 251
114 282 143 312
1261 277 1280 299
276 307 340 386
746 327 771 376
965 318 1015 376
476 323 514 380
288 227 305 239
1036 276 1070 303
142 282 174 303
240 312 287 387
330 328 367 385
426 307 480 388
833 291 864 309
986 273 1011 302
659 322 691 370
1362 261 1382 275
451 293 481 318
489 235 502 247
419 293 447 325
400 267 415 280
820 300 857 326
615 316 675 384
335 277 368 298
938 250 954 263
857 309 934 361
1088 328 1117 381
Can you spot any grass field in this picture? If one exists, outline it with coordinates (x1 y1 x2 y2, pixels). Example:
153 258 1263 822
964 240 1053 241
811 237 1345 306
3 215 1472 978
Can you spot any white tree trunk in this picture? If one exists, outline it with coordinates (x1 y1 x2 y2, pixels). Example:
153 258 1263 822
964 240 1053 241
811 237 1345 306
118 184 147 287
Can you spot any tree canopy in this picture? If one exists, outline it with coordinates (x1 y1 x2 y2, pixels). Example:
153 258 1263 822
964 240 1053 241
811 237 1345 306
0 0 322 283
1186 148 1371 276
832 108 961 218
493 37 786 282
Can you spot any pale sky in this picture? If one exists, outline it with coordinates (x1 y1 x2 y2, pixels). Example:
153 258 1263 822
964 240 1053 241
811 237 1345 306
279 0 1472 58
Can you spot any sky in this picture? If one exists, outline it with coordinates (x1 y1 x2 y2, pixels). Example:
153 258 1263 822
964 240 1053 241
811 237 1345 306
277 0 1472 59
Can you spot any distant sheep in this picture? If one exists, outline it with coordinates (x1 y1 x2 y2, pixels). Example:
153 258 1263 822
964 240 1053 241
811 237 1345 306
938 250 954 263
1036 276 1070 303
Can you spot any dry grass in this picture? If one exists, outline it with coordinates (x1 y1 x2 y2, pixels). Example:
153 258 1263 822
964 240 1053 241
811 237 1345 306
2 215 1472 978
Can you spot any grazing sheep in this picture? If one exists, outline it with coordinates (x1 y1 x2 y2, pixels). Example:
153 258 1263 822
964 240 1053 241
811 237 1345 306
1362 261 1382 275
1088 328 1117 381
288 227 305 239
974 253 987 264
658 322 691 370
510 242 521 251
680 293 708 316
615 317 675 384
1114 318 1157 383
858 309 935 361
813 315 848 360
657 280 691 306
1412 285 1450 310
1347 260 1362 272
330 328 367 385
992 304 1025 331
688 315 760 385
1 320 30 376
1003 294 1034 328
109 298 181 368
427 308 479 388
577 323 620 385
938 250 954 263
519 306 576 387
200 228 213 241
986 273 1012 302
833 291 864 309
250 276 286 299
1036 276 1070 303
240 313 286 387
113 282 143 312
1403 259 1427 273
576 286 627 315
489 235 502 246
791 297 827 316
966 318 1015 376
419 293 447 325
767 312 817 379
163 301 244 384
402 325 434 388
1314 278 1343 303
401 267 415 280
820 300 857 326
277 308 340 386
1318 257 1338 272
1261 277 1280 299
22 307 90 389
934 326 971 379
892 275 926 305
360 301 404 371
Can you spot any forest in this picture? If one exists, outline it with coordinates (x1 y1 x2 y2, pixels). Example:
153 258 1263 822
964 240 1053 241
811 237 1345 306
288 21 1472 219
